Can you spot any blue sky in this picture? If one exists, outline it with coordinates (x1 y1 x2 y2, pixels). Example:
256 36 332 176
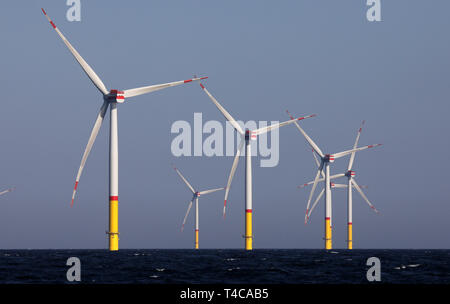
0 0 449 249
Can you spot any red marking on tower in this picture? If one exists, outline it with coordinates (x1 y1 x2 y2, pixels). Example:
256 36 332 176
246 209 252 213
110 196 119 201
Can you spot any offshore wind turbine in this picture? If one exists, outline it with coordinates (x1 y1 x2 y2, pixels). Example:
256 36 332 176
300 150 356 229
286 111 381 250
172 164 224 249
42 9 207 251
300 121 380 249
199 83 315 250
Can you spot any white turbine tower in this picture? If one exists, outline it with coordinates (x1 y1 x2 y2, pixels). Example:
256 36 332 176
299 121 380 249
42 9 207 251
199 83 316 250
172 164 224 249
286 110 381 250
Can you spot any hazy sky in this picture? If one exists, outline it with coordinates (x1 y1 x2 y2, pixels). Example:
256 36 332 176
0 0 449 249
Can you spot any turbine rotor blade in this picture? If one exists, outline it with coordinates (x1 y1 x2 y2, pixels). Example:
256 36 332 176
0 187 15 196
298 173 346 189
181 199 194 231
305 161 324 223
333 144 382 160
311 149 326 179
172 164 195 194
332 184 348 188
252 114 316 136
348 120 365 171
71 101 109 207
41 9 109 95
199 187 225 196
223 135 244 218
306 188 325 223
123 76 208 99
286 110 324 158
199 83 244 135
333 184 368 189
351 179 379 214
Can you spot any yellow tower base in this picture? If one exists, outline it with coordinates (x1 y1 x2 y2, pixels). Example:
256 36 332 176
109 196 119 251
195 229 199 249
245 209 253 250
347 222 353 250
325 217 332 250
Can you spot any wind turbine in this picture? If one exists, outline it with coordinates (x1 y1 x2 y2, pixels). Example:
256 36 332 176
42 8 207 251
286 110 381 250
172 164 224 249
199 83 316 250
299 121 380 249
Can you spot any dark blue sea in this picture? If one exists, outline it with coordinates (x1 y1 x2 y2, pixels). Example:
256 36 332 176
0 249 448 284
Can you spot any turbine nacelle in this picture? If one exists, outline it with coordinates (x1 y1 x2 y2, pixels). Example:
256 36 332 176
324 154 335 163
106 90 125 103
346 170 356 177
245 129 257 141
194 192 201 198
